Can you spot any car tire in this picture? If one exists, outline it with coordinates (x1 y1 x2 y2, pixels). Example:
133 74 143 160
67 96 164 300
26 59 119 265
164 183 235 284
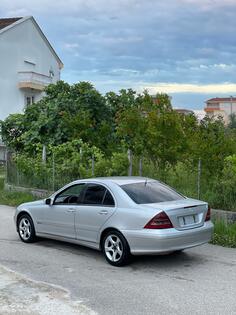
17 214 37 243
102 230 131 267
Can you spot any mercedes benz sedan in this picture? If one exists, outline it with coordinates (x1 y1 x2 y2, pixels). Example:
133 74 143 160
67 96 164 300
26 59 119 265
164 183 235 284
14 177 213 266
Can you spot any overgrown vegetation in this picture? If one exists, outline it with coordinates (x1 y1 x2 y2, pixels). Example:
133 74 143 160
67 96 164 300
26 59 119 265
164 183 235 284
1 81 236 210
211 220 236 248
0 175 36 207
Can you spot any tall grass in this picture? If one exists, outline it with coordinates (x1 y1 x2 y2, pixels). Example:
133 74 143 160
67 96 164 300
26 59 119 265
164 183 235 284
0 176 36 207
211 220 236 248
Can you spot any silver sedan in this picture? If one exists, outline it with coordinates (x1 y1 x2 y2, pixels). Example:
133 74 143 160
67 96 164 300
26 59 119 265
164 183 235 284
14 177 214 266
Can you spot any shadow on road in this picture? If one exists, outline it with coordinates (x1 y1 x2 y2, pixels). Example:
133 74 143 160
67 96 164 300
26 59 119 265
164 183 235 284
34 237 206 271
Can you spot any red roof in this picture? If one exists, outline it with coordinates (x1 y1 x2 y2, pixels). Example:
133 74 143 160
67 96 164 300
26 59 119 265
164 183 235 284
207 97 236 102
0 17 22 30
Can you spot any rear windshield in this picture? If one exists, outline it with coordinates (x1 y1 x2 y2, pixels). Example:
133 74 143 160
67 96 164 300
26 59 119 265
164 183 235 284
120 181 184 204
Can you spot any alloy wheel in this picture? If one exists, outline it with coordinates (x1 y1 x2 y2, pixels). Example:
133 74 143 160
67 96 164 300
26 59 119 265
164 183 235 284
104 234 123 262
19 217 32 241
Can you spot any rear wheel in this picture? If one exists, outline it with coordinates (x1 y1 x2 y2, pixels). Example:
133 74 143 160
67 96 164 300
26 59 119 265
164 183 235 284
102 231 131 267
18 214 36 243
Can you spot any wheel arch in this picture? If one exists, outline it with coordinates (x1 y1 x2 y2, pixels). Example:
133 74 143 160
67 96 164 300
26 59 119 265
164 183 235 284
99 227 130 250
16 210 34 231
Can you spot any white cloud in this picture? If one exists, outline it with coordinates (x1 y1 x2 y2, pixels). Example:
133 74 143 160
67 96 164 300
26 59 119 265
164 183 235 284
180 0 236 10
143 82 236 94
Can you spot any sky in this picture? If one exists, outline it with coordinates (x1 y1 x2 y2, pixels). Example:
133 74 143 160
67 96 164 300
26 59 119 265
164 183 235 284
1 0 236 109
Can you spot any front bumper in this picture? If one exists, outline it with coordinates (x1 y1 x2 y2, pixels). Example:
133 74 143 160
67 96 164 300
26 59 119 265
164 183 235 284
122 221 214 255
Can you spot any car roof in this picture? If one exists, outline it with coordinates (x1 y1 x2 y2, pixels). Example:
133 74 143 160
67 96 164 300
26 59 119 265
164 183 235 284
73 176 156 186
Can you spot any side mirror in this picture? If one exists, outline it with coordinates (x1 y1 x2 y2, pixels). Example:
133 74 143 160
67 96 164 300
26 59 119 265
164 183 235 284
45 198 52 205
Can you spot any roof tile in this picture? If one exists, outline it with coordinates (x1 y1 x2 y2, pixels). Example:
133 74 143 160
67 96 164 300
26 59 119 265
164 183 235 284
0 17 22 30
207 97 236 102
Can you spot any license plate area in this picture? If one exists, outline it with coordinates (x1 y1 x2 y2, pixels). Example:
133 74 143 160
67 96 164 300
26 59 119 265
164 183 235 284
178 215 197 226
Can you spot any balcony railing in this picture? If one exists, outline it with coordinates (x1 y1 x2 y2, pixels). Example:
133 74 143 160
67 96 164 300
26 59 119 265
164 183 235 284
18 71 52 91
205 103 220 109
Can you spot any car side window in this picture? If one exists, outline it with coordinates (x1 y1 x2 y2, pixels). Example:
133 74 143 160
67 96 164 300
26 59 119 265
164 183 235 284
103 190 115 207
54 184 86 205
83 184 107 205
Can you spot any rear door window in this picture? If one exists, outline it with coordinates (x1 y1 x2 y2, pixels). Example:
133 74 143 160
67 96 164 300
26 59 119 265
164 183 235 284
103 190 115 206
82 184 115 206
82 184 106 205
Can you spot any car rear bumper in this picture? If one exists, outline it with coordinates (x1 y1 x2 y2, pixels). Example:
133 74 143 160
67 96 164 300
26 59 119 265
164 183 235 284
122 221 214 255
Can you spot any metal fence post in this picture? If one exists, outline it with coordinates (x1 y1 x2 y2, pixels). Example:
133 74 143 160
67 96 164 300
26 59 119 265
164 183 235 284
52 152 55 191
197 158 201 199
128 149 132 176
92 154 95 177
42 145 46 163
139 157 142 176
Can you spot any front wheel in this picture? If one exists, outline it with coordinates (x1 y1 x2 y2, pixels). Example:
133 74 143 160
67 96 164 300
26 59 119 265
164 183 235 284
18 214 36 243
102 231 131 267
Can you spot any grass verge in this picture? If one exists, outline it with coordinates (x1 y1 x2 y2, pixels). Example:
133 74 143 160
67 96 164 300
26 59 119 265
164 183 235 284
0 177 36 207
211 220 236 248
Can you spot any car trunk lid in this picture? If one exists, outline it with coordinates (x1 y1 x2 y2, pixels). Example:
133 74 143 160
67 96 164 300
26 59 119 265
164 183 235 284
142 199 208 230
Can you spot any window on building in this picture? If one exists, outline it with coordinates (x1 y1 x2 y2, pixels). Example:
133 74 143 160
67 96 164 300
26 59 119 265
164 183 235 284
26 96 31 106
25 95 35 107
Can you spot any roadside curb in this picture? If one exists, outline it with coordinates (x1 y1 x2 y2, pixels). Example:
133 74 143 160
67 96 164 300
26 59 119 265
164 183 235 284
0 263 96 315
212 209 236 224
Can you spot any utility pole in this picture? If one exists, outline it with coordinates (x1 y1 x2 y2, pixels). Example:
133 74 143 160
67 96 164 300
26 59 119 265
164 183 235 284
230 95 233 116
197 158 201 199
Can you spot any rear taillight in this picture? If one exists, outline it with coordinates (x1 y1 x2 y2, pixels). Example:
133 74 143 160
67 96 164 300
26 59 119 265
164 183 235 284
144 211 173 229
205 206 211 221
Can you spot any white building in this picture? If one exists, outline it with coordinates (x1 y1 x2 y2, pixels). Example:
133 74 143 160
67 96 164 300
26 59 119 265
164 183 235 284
0 16 63 120
204 97 236 124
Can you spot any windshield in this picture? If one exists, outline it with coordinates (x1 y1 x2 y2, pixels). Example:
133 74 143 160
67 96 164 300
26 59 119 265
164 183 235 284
120 181 185 204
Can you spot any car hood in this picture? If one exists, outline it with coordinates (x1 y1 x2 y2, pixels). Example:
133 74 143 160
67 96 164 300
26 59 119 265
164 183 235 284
18 199 45 209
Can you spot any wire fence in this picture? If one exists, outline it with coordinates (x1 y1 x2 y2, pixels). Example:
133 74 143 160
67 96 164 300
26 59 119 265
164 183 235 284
5 150 202 199
4 149 236 211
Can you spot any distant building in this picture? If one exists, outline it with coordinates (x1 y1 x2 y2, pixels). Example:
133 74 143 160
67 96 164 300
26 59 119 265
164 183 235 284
204 97 236 124
192 110 206 122
0 16 63 120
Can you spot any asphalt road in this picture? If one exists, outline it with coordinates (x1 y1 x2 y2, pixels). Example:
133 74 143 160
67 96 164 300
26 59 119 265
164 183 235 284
0 205 236 315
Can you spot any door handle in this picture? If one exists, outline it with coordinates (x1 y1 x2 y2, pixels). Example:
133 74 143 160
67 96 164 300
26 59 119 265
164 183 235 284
67 208 76 213
99 210 108 215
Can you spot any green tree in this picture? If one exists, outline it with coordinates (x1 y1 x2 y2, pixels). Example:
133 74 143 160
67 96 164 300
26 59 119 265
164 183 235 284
1 114 25 151
1 81 114 154
190 116 234 175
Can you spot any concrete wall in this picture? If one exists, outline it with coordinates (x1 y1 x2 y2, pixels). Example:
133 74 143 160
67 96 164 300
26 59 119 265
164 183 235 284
5 183 52 198
212 209 236 224
0 18 61 120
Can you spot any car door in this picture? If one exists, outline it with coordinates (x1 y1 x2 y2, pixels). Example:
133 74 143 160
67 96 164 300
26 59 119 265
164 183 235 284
75 183 116 244
40 183 86 239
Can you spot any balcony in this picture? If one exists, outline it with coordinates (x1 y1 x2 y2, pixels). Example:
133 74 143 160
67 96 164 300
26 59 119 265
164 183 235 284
18 71 52 91
204 103 221 112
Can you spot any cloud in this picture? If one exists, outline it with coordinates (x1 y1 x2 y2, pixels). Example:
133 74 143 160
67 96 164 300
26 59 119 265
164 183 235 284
1 0 236 109
144 83 236 94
